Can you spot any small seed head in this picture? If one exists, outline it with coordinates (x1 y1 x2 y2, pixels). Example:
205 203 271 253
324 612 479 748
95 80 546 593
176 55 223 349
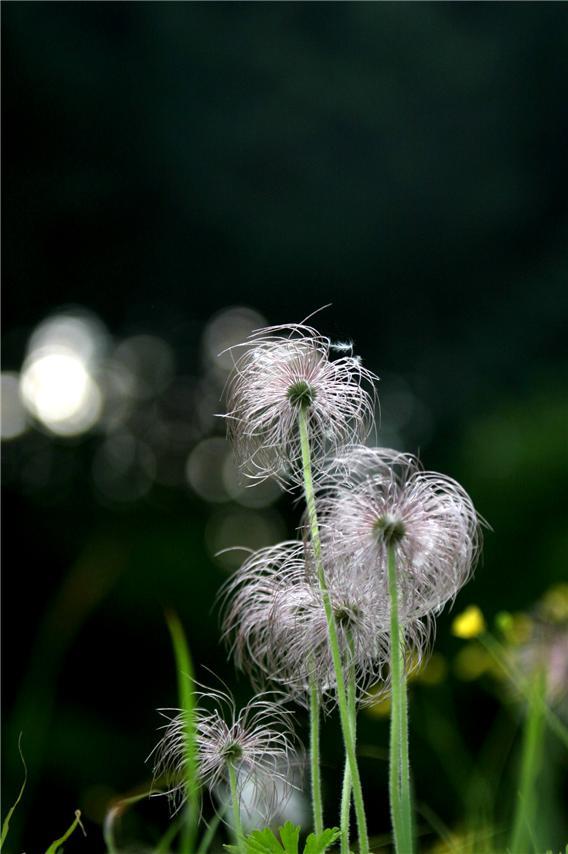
151 687 299 823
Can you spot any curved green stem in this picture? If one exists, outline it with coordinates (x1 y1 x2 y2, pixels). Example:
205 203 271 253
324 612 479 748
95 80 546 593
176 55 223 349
228 763 245 854
298 408 369 854
310 675 324 835
387 544 413 854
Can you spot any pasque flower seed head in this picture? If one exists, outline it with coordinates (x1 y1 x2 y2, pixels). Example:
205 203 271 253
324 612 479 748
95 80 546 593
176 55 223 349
222 322 376 483
316 446 483 622
220 540 429 708
151 686 298 824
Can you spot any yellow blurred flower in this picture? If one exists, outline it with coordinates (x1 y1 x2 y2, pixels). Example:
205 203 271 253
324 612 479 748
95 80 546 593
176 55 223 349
451 605 486 639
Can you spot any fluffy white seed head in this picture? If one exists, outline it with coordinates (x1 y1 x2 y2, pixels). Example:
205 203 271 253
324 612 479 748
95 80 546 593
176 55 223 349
220 541 429 708
222 322 377 484
219 542 309 685
316 446 483 622
151 686 299 824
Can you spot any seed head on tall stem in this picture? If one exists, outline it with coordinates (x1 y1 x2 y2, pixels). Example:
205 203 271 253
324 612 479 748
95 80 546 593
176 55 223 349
222 322 376 484
220 541 417 709
316 446 483 622
151 686 299 827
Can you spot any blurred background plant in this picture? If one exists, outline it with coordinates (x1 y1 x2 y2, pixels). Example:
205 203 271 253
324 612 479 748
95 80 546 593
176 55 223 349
2 3 567 851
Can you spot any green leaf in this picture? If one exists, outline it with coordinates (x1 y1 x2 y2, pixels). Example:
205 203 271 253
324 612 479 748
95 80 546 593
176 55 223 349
224 824 340 854
303 827 341 854
44 810 85 853
278 822 300 854
246 827 285 854
0 733 27 850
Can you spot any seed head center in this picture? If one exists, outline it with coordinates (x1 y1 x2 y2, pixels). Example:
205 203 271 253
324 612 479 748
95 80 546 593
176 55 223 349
222 741 243 763
287 379 316 409
334 604 360 626
374 514 406 544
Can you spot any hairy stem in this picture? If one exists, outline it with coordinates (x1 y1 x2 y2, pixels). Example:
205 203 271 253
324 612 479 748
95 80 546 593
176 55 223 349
399 639 413 849
387 543 413 854
387 546 403 852
340 759 352 854
228 763 245 854
298 408 369 854
340 653 357 854
310 675 324 835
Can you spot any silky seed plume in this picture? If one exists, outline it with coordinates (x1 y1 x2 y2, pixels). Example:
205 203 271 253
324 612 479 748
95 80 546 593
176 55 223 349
221 322 377 484
316 446 483 623
218 540 429 709
151 685 299 825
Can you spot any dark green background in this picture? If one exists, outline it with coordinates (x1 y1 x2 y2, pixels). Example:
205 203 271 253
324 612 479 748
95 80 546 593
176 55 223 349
2 3 567 851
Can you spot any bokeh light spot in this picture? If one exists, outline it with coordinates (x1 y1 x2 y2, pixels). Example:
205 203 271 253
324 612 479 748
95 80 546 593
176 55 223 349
206 507 286 570
19 310 106 437
92 434 156 503
202 306 266 374
222 453 281 508
186 437 231 503
113 335 174 400
20 352 102 436
28 310 107 365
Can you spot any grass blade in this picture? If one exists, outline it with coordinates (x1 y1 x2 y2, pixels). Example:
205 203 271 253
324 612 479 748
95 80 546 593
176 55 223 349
166 610 200 854
195 812 222 854
0 733 27 849
45 810 85 853
509 668 547 854
155 813 185 853
104 790 157 853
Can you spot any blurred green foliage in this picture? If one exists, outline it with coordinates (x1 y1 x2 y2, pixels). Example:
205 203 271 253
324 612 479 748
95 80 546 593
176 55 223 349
2 3 567 851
